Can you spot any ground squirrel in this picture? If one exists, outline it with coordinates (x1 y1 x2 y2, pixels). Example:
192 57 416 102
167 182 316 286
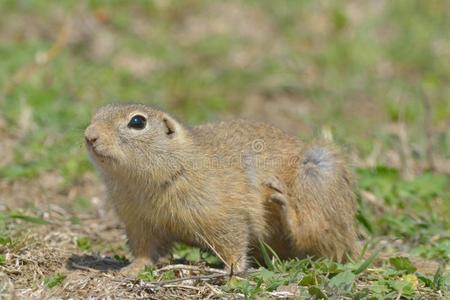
85 103 358 274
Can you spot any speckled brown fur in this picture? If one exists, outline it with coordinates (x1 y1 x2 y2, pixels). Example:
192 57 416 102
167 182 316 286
84 103 358 274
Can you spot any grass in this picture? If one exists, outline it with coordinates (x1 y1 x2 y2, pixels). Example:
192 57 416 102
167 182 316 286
0 0 449 298
43 273 66 289
223 255 447 299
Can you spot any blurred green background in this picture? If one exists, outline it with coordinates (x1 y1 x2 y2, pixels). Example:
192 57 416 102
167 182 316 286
1 0 449 182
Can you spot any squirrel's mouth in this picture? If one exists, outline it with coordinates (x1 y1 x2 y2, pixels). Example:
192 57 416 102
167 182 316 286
86 142 116 162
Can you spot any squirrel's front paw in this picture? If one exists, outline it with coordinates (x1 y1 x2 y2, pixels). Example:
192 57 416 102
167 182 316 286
120 257 153 277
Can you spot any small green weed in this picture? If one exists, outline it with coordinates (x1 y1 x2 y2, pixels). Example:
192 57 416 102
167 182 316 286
76 237 92 251
389 256 417 274
137 266 156 282
44 273 66 288
173 243 221 265
72 197 92 211
113 255 130 264
0 235 11 246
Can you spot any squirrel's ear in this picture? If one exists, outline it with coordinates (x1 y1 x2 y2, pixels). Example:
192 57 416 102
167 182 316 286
162 115 179 137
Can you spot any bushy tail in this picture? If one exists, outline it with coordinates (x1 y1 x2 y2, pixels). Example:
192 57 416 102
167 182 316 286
287 142 359 261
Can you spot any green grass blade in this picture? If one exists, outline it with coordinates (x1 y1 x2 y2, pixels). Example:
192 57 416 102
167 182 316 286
353 248 381 275
9 213 51 225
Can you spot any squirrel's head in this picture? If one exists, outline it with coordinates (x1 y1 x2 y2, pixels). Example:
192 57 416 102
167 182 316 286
85 103 189 180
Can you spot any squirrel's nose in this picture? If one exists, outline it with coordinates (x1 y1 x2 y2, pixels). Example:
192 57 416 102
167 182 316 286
85 136 98 145
85 127 99 146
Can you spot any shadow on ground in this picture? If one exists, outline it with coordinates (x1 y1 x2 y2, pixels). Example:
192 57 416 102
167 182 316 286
66 255 128 272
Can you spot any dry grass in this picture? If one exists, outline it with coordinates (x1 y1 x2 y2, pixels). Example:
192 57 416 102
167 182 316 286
0 186 293 299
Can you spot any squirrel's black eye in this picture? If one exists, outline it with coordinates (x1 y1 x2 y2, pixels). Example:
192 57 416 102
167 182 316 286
128 115 147 129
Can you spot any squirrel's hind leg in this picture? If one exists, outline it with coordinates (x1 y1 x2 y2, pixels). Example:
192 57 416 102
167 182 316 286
266 145 359 262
